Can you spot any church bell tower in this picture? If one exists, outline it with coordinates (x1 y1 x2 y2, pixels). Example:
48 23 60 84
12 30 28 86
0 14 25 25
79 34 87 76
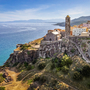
65 15 70 37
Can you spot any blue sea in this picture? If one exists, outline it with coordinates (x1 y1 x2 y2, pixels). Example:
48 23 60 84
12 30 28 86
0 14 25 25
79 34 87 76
0 23 64 66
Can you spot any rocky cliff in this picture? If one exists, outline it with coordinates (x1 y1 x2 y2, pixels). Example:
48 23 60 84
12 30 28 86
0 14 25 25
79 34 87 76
5 37 80 67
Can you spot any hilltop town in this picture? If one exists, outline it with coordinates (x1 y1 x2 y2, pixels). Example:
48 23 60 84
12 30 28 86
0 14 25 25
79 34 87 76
0 15 90 90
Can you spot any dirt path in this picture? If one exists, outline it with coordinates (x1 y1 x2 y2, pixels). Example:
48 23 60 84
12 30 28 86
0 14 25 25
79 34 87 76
0 69 29 90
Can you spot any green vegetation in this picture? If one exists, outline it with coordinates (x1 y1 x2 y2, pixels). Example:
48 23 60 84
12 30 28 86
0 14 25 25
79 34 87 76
51 55 72 71
33 76 40 81
86 37 90 40
88 41 90 43
16 55 90 90
32 59 37 64
61 55 72 67
0 87 5 90
24 62 28 67
81 43 87 47
61 66 69 74
27 51 30 55
0 74 4 83
51 63 55 70
73 71 82 81
13 62 19 67
27 65 34 70
21 44 31 50
70 48 75 53
5 62 9 67
38 63 46 70
81 65 90 77
27 79 33 85
34 76 46 83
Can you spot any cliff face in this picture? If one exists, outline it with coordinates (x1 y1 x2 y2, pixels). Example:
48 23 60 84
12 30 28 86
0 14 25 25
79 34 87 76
5 50 38 67
5 37 81 67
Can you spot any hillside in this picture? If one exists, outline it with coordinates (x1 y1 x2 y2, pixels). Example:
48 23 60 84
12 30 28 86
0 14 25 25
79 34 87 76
0 55 90 90
0 37 90 90
55 16 90 26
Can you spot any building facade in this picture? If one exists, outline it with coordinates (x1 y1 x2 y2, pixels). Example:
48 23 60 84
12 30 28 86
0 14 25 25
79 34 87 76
72 27 87 36
83 21 90 29
44 31 61 41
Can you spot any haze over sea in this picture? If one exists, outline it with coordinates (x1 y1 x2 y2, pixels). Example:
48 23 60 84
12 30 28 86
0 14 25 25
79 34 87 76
0 23 64 66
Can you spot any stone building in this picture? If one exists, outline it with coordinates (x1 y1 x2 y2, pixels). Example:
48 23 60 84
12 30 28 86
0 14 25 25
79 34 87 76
65 15 70 37
44 30 61 41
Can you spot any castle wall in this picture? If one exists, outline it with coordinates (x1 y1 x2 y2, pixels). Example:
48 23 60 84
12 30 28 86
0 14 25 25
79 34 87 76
39 41 62 58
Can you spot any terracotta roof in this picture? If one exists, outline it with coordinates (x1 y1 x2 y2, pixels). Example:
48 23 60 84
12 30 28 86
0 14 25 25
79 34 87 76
70 27 75 31
48 30 53 31
61 30 65 32
54 28 61 31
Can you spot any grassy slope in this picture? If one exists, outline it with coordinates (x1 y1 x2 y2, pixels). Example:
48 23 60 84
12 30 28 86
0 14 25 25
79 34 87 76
16 55 90 90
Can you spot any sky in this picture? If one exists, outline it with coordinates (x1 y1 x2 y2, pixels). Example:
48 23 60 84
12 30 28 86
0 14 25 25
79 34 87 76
0 0 90 21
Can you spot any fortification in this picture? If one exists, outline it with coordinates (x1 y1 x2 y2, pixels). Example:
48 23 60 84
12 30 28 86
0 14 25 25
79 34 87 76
65 15 70 37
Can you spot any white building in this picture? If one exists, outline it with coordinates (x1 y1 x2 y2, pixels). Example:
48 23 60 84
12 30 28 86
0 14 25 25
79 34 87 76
72 27 87 36
80 32 89 36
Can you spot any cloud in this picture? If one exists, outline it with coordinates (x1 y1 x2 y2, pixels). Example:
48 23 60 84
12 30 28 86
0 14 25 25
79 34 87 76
0 5 90 21
0 5 50 21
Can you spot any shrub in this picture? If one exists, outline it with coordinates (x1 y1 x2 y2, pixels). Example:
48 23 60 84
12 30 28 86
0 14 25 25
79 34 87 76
52 80 57 86
70 48 75 53
13 62 19 67
21 44 31 50
51 63 55 70
38 63 46 70
32 59 37 64
27 79 33 85
56 67 61 72
81 43 87 47
61 55 72 67
0 87 5 90
24 62 28 67
61 66 69 74
76 68 82 73
81 65 90 77
0 74 4 83
87 82 90 88
27 51 30 55
33 76 40 81
5 62 9 67
73 71 83 81
33 76 46 84
27 65 34 70
55 58 58 63
40 76 46 83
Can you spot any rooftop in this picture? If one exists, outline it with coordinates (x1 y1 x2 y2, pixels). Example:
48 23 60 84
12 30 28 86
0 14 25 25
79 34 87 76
52 31 59 35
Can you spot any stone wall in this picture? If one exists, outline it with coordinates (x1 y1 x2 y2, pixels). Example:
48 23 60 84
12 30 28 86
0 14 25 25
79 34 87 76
69 36 90 43
39 38 80 58
39 41 62 58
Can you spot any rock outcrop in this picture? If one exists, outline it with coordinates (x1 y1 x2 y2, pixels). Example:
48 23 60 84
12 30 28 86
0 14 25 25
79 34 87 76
5 50 39 67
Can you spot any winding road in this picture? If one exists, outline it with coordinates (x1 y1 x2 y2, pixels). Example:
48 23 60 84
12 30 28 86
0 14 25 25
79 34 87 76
70 40 90 63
